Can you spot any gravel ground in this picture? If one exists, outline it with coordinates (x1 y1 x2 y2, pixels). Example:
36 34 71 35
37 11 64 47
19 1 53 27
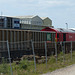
42 64 75 75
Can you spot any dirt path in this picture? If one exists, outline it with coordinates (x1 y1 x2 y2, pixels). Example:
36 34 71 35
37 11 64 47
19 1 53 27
42 64 75 75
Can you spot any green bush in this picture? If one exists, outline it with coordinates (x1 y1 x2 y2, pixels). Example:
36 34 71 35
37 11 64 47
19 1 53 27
19 59 29 70
0 57 9 74
48 56 56 64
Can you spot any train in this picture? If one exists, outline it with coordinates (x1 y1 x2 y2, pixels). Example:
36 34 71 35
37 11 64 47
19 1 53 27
0 27 75 59
41 27 75 42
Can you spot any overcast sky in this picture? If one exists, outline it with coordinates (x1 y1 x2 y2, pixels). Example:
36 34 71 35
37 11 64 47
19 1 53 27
0 0 75 28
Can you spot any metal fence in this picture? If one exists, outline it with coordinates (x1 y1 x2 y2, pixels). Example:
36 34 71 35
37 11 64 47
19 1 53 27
0 41 75 75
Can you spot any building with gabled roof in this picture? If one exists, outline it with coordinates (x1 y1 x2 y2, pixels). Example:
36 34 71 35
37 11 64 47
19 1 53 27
41 17 53 28
14 15 53 30
15 15 44 30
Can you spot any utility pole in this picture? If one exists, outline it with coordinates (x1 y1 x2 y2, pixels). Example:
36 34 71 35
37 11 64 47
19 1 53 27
65 23 68 29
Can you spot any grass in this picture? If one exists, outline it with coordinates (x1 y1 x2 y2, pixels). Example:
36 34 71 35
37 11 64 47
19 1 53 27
1 51 75 75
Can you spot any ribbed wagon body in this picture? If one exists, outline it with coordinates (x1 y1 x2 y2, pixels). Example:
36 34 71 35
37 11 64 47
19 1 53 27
0 28 55 58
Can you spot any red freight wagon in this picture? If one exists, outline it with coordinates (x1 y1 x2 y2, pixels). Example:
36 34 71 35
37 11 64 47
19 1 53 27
41 27 75 42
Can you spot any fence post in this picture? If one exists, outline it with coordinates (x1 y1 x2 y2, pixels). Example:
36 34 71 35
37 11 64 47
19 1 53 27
63 42 65 63
71 41 72 61
55 42 57 63
31 40 36 71
7 40 13 75
45 41 47 68
62 42 65 63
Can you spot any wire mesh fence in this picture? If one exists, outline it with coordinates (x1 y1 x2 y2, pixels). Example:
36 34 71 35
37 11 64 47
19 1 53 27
0 41 75 75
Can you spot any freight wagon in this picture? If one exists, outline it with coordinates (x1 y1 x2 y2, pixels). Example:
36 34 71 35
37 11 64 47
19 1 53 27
0 28 55 58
